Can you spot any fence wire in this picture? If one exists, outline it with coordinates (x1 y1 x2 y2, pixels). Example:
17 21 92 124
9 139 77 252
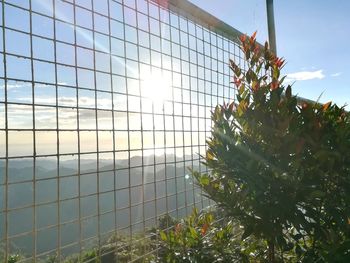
0 0 247 261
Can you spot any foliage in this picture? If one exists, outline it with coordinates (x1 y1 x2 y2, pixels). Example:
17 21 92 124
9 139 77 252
157 208 249 262
192 32 350 262
1 231 157 263
7 254 21 263
156 209 297 262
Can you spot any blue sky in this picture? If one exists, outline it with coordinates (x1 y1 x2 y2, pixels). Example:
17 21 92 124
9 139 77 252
189 0 350 107
1 0 348 156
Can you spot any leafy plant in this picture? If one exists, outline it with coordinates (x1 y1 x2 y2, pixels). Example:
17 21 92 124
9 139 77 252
1 232 158 263
157 208 248 262
192 32 350 262
7 254 21 263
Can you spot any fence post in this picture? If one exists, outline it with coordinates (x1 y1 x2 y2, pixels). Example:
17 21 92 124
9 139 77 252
266 0 277 55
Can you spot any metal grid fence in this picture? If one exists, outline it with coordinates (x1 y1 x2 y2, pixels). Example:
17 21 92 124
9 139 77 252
0 0 246 261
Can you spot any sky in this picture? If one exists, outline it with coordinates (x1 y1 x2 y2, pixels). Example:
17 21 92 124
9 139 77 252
2 0 349 157
189 0 350 107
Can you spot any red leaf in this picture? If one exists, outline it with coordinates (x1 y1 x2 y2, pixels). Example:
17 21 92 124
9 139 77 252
201 223 209 236
274 57 285 68
252 81 260 92
233 76 242 87
271 80 279 90
229 102 235 112
254 45 260 55
250 31 257 45
251 31 257 40
323 101 331 111
240 34 247 43
175 223 182 234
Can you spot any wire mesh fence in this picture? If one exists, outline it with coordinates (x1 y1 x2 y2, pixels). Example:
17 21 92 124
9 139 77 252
0 0 247 261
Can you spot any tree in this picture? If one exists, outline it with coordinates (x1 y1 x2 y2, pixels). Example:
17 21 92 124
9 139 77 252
193 32 350 262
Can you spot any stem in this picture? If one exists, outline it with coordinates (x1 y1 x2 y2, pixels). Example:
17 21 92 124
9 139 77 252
268 240 275 263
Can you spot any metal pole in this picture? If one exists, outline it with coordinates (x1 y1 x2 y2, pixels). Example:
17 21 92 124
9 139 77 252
266 0 277 55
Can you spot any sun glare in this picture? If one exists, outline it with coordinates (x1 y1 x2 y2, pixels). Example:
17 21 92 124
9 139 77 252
142 72 172 106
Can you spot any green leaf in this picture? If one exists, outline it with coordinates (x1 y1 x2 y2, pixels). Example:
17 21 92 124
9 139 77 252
206 151 215 161
239 83 245 95
285 85 292 98
189 227 198 239
273 66 280 79
160 231 168 241
279 75 287 85
246 69 251 84
199 175 210 186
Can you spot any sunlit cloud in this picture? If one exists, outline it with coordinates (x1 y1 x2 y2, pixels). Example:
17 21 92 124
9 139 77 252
1 82 59 90
286 70 325 82
331 72 342 77
57 82 69 86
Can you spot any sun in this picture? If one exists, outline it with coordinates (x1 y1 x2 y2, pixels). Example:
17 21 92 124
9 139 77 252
141 71 172 106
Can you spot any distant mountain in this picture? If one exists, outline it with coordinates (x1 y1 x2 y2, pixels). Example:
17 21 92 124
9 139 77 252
1 155 203 257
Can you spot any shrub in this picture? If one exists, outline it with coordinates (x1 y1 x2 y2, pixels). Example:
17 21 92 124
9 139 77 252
191 32 350 262
157 208 248 262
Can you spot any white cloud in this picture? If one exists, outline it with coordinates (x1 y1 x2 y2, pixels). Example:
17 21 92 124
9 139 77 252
1 82 31 90
331 72 342 77
286 70 325 82
1 83 55 90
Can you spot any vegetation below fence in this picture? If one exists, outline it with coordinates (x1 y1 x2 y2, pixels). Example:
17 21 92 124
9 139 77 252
2 231 158 263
